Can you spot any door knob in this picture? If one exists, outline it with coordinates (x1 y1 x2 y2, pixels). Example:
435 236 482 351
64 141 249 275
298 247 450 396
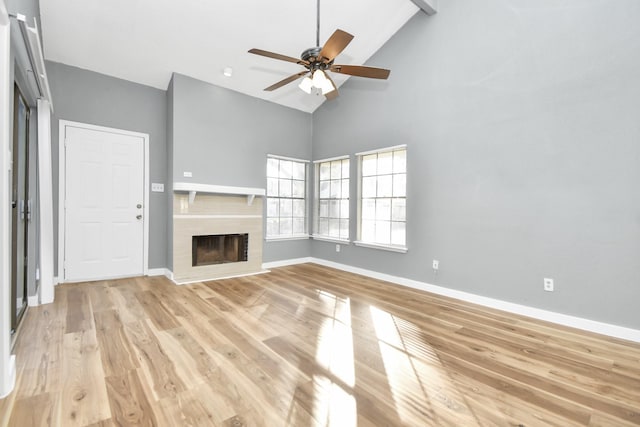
136 215 142 220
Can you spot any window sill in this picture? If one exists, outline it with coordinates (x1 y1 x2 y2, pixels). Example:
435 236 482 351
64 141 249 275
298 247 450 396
265 234 310 242
311 235 351 244
354 241 408 253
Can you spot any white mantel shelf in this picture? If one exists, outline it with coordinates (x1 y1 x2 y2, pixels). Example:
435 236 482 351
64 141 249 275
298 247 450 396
173 182 266 206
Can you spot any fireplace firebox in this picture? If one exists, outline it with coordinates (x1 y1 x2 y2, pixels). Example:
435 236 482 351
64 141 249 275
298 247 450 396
192 234 248 266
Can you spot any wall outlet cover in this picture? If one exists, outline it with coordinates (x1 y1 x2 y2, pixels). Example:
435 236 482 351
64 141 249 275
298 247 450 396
544 278 554 292
433 260 439 270
183 171 193 177
151 183 164 192
336 244 341 253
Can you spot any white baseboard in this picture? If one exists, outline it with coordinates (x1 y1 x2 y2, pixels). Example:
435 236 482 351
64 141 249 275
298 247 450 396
172 269 270 286
0 354 16 399
262 257 313 269
27 294 39 307
53 276 59 286
147 268 172 279
266 257 640 343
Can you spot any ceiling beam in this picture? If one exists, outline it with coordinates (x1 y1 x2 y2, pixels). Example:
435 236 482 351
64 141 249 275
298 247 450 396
411 0 437 15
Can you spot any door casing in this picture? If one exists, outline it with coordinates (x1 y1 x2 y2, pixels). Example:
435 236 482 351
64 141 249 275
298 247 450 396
57 120 150 283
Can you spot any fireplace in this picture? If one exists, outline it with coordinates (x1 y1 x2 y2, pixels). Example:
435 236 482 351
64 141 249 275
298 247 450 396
192 233 248 266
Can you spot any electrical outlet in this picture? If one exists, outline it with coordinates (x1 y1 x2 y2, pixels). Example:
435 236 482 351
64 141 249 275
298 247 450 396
183 171 192 177
544 278 554 292
151 183 164 192
336 244 341 253
432 260 439 270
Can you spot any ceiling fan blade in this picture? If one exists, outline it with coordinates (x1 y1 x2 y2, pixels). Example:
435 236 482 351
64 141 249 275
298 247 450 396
318 29 354 63
264 71 309 91
248 48 309 66
330 64 390 80
324 74 339 101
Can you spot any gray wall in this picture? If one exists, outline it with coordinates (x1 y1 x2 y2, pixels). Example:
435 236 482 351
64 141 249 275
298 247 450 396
170 73 313 262
312 0 640 329
166 76 174 270
46 61 168 271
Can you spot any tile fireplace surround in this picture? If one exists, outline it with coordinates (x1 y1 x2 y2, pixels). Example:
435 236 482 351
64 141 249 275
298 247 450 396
172 183 265 284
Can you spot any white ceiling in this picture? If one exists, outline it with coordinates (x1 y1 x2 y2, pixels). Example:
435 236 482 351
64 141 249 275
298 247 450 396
39 0 419 113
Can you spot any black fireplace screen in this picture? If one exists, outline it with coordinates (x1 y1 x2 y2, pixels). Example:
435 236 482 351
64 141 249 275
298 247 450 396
192 234 248 266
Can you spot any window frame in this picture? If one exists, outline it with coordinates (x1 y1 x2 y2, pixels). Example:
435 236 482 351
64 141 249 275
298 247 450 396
265 154 310 241
355 145 408 253
312 155 351 244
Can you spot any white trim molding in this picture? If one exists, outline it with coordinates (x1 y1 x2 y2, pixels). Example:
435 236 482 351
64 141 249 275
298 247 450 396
37 99 54 304
264 257 640 343
57 120 150 284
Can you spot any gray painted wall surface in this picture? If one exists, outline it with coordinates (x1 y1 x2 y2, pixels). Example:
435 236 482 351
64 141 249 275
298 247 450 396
46 61 168 271
312 1 640 328
166 77 174 270
171 73 313 262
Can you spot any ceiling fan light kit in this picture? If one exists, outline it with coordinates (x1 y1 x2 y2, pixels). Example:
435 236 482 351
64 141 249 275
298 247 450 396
248 0 390 101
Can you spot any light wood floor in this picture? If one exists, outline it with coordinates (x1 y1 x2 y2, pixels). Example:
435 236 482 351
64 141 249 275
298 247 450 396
1 263 639 426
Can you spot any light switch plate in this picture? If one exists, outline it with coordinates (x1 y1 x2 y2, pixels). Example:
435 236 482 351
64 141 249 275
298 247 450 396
183 171 192 177
151 183 164 192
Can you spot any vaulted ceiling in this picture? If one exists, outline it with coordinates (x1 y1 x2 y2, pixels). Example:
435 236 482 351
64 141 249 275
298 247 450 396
39 0 421 112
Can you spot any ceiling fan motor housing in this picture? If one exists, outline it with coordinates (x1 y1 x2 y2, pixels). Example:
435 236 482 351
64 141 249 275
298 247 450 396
301 47 331 70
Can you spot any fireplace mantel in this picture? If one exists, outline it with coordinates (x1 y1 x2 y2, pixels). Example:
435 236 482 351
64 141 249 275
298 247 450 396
174 182 266 206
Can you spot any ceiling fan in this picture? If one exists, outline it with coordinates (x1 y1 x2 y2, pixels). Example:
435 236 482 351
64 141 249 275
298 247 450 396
248 0 391 100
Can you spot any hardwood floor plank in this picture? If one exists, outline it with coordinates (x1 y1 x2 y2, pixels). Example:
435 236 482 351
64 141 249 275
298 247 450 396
2 263 640 426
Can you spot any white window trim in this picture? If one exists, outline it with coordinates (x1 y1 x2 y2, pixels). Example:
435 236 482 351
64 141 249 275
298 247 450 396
265 154 310 239
313 155 350 241
354 241 408 253
311 235 351 244
356 146 408 250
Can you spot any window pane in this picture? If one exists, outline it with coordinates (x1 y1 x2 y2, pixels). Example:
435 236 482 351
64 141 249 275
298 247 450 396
377 175 393 197
320 181 330 198
340 200 349 218
376 198 391 221
293 162 305 180
279 179 292 197
280 218 292 235
362 176 376 198
292 180 305 198
267 198 279 217
362 220 375 242
266 218 279 236
330 180 341 198
391 222 406 246
280 160 293 179
319 219 329 235
330 161 342 179
378 152 393 175
392 198 406 222
267 178 279 196
375 220 391 245
339 219 349 239
342 159 350 178
393 174 406 197
362 154 377 176
267 158 280 178
293 218 305 234
292 199 305 217
280 199 292 216
362 199 376 220
341 179 350 199
329 219 340 237
320 163 331 180
319 200 329 218
329 200 340 218
393 150 406 173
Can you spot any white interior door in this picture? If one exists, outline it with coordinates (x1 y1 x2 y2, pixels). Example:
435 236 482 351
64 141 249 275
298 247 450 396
64 126 145 282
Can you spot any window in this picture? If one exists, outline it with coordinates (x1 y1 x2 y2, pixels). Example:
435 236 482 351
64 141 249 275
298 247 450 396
357 146 407 252
266 155 308 239
314 156 350 241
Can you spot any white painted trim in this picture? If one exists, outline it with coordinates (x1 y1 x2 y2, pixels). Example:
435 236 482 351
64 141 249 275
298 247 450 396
37 100 54 304
53 276 59 286
353 241 408 253
265 235 310 242
267 257 640 343
311 235 351 245
147 268 172 277
313 154 349 164
173 214 262 220
173 182 265 197
0 0 16 398
57 120 150 284
27 294 39 306
262 257 313 269
172 269 270 286
411 0 438 15
267 154 310 163
355 144 407 157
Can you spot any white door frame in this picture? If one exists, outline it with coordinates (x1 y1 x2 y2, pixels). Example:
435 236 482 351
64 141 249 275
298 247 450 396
57 120 150 283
